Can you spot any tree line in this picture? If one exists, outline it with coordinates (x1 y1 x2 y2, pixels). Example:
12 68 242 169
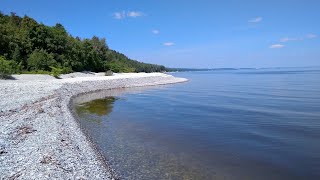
0 12 166 78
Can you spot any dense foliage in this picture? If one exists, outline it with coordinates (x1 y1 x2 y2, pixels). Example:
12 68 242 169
0 12 166 74
0 56 21 79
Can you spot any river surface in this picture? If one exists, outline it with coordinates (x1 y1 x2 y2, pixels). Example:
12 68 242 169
74 67 320 180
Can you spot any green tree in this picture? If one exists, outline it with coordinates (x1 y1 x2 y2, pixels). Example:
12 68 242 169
0 56 20 79
27 49 57 71
0 12 169 73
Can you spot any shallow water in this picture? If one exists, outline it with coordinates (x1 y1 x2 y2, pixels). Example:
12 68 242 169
75 67 320 179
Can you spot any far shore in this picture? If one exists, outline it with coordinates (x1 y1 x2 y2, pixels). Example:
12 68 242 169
0 72 187 179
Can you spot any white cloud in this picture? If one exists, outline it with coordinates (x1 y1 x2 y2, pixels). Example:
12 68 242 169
270 44 285 49
113 11 144 19
152 29 160 34
127 11 144 18
279 37 300 43
163 42 175 46
113 11 126 19
279 34 317 42
248 17 263 23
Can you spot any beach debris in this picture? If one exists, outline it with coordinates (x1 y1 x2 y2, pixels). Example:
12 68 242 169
17 126 37 135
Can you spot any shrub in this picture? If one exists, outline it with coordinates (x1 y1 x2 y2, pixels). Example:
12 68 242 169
61 66 73 74
27 49 58 71
104 61 135 73
21 70 51 74
50 66 63 79
0 56 20 79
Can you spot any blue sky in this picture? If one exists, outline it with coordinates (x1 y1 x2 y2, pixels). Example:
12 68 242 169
1 0 320 68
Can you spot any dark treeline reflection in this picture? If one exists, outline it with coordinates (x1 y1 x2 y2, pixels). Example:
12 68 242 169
76 97 117 123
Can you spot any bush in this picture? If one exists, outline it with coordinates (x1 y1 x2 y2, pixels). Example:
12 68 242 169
0 56 21 79
104 61 135 73
50 66 63 78
21 70 51 74
61 66 73 74
27 49 58 71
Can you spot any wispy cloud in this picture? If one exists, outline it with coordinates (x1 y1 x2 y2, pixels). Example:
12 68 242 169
270 44 285 49
271 33 317 49
306 33 317 39
248 17 263 23
163 42 175 46
113 11 145 19
113 11 126 19
127 11 144 18
279 34 317 42
152 29 160 34
279 37 301 43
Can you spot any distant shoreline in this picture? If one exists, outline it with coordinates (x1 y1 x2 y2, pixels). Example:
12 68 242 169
0 73 187 179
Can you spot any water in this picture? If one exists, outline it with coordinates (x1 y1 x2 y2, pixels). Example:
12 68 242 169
74 67 320 180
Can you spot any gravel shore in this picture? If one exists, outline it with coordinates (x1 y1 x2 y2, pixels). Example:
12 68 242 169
0 73 187 179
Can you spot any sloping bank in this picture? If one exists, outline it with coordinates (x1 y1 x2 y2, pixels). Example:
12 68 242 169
0 73 187 179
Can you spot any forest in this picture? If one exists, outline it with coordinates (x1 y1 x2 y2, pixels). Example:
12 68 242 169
0 12 166 78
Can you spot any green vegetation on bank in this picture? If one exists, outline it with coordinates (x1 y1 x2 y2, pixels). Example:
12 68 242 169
0 56 21 79
0 12 166 78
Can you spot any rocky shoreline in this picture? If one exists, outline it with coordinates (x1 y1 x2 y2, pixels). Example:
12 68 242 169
0 73 187 179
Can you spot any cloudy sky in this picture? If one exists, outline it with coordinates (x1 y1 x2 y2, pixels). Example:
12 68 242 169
1 0 320 68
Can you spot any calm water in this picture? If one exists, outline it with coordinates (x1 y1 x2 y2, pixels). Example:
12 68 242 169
74 67 320 180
